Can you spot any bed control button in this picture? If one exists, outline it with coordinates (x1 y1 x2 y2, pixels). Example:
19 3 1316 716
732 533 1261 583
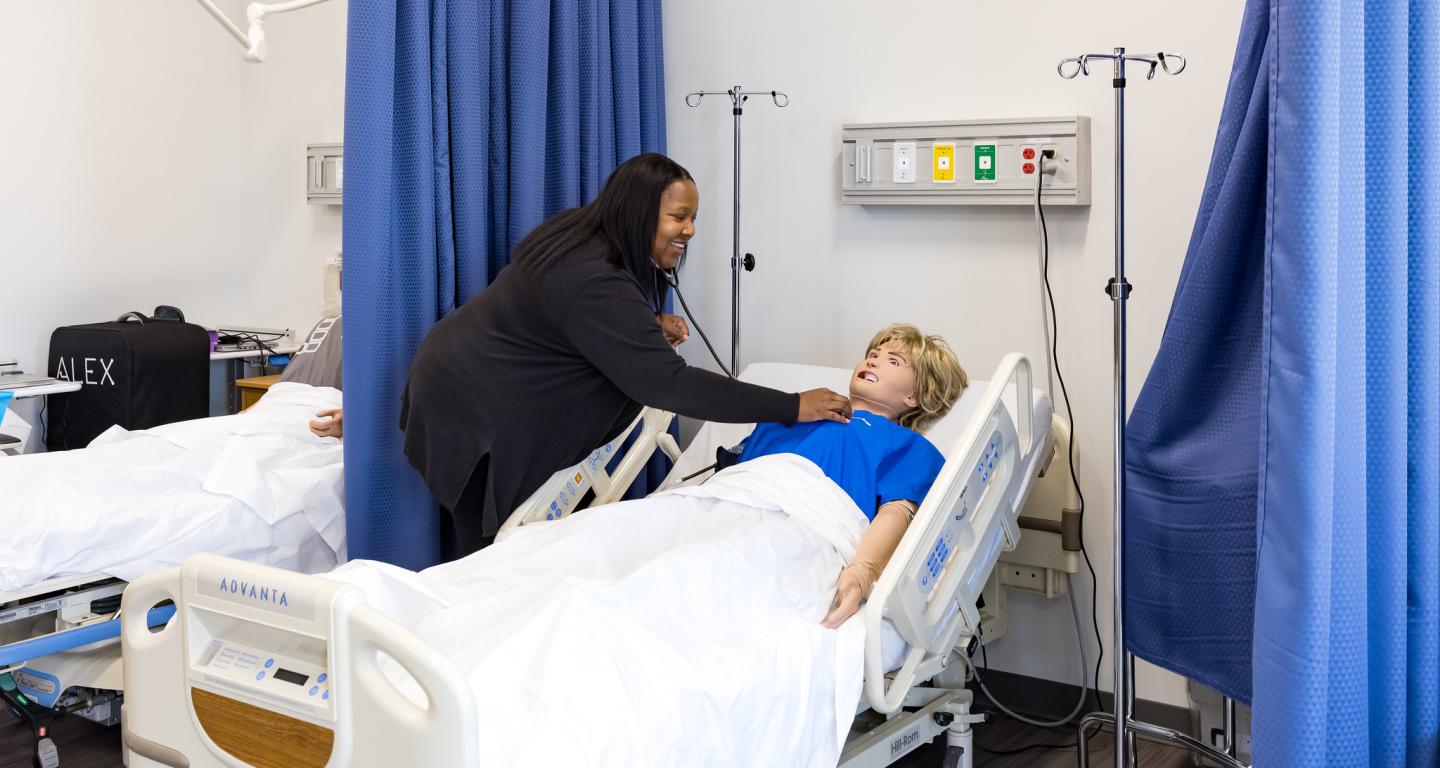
264 659 274 669
309 686 319 697
255 672 265 681
322 691 329 701
317 673 327 683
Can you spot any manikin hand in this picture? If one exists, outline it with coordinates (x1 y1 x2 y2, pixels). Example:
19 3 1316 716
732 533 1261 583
822 565 872 628
310 408 343 438
820 501 915 628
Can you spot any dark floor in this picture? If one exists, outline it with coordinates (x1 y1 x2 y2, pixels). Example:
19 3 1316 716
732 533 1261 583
895 715 1197 768
1 713 120 768
1 708 1199 768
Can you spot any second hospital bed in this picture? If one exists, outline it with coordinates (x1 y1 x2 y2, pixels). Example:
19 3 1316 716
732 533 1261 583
117 353 1060 768
0 383 346 758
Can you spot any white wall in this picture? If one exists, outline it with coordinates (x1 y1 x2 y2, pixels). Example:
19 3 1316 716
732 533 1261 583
0 2 247 436
2 0 1235 708
240 0 348 340
663 0 1246 707
0 1 346 446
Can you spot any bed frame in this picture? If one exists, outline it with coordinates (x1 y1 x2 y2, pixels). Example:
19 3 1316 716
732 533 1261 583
116 353 1060 768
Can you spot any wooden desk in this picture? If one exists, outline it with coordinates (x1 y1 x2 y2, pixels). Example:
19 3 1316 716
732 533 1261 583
212 344 299 416
234 374 283 411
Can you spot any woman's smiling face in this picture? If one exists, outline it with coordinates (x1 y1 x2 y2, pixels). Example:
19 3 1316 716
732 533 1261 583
652 179 698 270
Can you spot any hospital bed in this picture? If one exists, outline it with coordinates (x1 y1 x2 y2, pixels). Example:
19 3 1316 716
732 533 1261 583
116 353 1063 768
0 383 346 764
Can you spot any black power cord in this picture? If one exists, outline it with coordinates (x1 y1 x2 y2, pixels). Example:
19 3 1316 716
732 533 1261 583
216 329 288 375
976 738 1079 756
1036 152 1105 715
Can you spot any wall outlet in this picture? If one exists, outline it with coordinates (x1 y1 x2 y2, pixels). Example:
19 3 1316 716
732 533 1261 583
893 141 916 183
973 141 997 184
933 142 956 183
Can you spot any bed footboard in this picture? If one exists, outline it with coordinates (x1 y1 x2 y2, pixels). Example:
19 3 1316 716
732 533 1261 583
121 555 476 768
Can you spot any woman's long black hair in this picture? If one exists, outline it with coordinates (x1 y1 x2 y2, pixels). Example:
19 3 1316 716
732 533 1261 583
512 152 693 310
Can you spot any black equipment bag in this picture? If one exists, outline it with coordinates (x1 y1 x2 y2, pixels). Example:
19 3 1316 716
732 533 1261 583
45 312 210 450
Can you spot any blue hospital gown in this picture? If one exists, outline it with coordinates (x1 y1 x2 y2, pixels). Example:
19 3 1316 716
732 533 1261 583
737 411 946 520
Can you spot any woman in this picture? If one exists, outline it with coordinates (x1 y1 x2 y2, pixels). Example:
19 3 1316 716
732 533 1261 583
401 153 851 557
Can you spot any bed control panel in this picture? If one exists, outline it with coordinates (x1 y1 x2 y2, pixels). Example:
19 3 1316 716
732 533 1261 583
194 639 332 715
533 436 620 523
974 435 1003 486
918 433 1003 597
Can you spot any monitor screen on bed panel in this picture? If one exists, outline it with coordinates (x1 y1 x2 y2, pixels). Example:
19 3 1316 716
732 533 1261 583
272 668 309 686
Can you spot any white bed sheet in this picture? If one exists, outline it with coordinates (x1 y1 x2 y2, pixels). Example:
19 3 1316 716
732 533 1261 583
327 455 870 768
661 362 1054 673
0 383 345 591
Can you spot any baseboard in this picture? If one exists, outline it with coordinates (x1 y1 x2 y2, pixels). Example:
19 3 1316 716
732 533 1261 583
968 667 1193 734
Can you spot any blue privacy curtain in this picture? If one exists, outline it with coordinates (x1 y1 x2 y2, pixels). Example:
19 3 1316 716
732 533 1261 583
1122 0 1270 706
1126 0 1439 765
343 0 667 569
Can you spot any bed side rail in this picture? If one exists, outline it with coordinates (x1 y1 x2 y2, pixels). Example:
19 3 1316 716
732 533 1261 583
121 554 476 767
500 407 679 534
862 353 1036 714
0 572 117 606
0 604 172 673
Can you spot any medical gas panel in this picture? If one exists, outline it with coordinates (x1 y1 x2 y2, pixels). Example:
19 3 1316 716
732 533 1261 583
307 143 343 205
841 117 1090 206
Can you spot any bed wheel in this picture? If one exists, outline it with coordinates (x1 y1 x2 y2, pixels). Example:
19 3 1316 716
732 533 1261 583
941 744 966 768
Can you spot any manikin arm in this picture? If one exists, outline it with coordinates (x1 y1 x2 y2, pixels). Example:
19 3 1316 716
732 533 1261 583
821 500 916 628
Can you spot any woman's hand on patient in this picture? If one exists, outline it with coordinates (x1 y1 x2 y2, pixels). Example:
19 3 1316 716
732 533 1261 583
657 313 690 346
310 408 344 438
798 389 852 424
822 566 870 628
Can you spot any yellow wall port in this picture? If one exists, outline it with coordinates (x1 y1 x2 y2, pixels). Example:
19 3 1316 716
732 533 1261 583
932 142 956 183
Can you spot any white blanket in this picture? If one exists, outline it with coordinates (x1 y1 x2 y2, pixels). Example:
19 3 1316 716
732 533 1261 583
0 383 344 591
327 454 870 768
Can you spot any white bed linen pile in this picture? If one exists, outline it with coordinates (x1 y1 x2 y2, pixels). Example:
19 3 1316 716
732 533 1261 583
326 454 870 768
0 383 344 591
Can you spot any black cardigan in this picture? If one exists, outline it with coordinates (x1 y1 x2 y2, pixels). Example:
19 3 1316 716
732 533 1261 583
400 237 798 538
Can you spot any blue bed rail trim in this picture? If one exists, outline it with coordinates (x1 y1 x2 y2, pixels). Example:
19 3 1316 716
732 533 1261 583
0 604 176 669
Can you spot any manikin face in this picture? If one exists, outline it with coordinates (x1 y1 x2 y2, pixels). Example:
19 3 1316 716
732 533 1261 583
849 340 919 418
652 179 699 270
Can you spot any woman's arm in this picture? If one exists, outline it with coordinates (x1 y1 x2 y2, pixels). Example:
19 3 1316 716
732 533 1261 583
821 500 916 628
562 271 816 423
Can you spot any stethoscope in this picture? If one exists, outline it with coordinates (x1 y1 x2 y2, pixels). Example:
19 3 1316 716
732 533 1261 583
653 261 735 380
655 262 747 482
653 261 759 482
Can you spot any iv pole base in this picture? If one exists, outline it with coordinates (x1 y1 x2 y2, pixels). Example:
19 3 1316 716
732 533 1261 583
1076 712 1248 768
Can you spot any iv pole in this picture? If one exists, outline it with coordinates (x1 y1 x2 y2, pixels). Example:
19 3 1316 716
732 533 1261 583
1059 48 1248 768
684 86 789 376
